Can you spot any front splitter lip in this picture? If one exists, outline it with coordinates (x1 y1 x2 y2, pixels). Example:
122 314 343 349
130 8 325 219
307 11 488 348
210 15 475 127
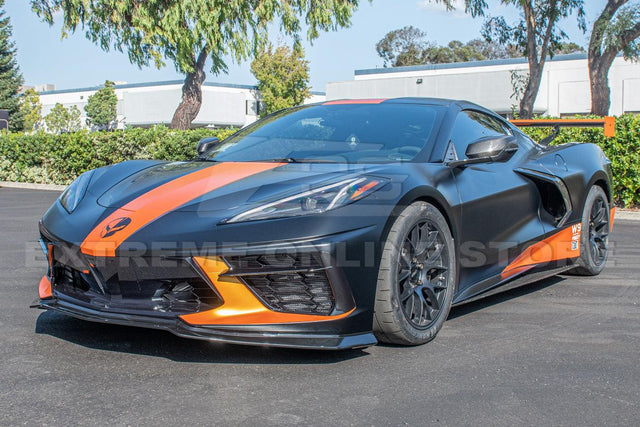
35 298 377 350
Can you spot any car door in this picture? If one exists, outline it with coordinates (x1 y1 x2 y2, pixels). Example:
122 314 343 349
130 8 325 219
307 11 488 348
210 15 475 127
449 110 545 296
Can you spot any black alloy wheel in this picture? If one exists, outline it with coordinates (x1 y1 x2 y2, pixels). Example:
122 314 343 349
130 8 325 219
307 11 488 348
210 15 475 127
398 220 450 329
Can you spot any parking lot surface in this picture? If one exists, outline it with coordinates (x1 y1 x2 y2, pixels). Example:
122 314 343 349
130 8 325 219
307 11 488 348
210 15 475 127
1 187 639 425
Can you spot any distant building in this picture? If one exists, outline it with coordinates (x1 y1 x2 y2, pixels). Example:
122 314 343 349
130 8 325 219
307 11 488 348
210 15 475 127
20 83 56 93
326 53 640 117
38 80 326 129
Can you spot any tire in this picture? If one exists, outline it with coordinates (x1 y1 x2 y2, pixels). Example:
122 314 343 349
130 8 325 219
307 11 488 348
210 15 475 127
569 185 611 276
373 202 456 345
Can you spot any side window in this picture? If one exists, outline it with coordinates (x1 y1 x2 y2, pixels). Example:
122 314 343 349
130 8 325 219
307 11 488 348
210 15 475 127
450 110 510 158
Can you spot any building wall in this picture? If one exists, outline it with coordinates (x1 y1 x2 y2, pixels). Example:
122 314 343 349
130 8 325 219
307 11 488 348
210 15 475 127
39 81 326 129
327 54 640 116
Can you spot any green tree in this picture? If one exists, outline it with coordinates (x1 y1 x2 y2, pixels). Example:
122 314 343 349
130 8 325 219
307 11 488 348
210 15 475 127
431 0 586 119
31 1 362 130
251 44 310 117
0 0 24 131
554 41 585 55
45 103 82 134
589 0 640 116
85 80 118 130
19 88 43 132
375 27 523 68
376 26 431 67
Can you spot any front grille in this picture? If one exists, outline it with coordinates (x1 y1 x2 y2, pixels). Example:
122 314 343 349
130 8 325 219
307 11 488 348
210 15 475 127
48 248 222 316
242 271 335 315
224 252 325 271
224 253 336 315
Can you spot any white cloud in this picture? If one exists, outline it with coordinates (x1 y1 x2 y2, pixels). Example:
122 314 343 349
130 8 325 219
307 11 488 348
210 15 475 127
417 0 468 16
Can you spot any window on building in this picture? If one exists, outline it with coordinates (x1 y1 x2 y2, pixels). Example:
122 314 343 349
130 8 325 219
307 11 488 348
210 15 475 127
246 100 259 116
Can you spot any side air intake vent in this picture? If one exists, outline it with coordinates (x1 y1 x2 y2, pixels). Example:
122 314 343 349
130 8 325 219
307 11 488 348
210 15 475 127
515 168 572 227
223 253 336 315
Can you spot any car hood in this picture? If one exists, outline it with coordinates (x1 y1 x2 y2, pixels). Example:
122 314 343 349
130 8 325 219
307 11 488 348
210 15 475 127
96 160 386 213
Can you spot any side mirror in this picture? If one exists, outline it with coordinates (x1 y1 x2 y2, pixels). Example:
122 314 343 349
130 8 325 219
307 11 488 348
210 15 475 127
197 137 219 158
447 135 518 168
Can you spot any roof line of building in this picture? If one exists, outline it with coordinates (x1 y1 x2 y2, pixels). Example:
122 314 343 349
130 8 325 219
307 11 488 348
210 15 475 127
40 80 325 96
354 52 591 76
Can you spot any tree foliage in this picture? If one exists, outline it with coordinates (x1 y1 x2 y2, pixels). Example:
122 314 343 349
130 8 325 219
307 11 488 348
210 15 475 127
376 26 523 67
30 0 363 129
84 80 118 130
0 0 24 131
45 103 82 134
588 0 640 115
251 44 311 117
19 88 43 132
431 0 586 119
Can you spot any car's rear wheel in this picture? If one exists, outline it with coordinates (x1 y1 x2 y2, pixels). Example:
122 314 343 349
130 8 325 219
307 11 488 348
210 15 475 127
373 202 456 345
570 185 611 276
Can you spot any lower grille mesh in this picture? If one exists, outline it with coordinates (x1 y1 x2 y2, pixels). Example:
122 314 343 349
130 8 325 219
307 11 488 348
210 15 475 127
225 253 336 315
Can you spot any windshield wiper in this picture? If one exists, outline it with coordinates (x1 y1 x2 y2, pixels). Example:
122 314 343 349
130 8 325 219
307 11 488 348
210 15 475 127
258 158 338 164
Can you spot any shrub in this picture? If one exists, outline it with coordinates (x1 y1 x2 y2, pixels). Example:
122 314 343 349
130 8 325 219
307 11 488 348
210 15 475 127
520 114 640 208
1 116 639 207
0 126 235 185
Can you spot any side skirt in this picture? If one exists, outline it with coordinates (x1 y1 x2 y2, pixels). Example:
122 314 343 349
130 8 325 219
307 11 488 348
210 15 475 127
452 264 575 307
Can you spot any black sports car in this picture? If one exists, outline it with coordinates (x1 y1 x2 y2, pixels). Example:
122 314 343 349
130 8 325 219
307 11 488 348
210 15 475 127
35 98 615 349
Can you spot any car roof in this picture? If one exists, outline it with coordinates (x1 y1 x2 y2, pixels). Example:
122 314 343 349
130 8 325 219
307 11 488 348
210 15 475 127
319 97 493 113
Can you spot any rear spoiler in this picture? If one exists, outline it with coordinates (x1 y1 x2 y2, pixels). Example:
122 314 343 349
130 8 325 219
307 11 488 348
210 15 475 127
509 117 616 145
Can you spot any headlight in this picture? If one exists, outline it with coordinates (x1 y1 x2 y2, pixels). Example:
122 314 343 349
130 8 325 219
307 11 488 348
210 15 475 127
224 177 387 223
59 170 94 213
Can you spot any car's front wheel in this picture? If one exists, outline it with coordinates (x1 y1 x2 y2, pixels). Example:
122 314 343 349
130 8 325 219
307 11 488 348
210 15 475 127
373 202 456 345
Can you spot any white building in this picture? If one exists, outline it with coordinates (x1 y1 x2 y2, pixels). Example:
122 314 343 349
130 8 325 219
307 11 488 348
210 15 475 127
327 53 640 117
39 80 326 129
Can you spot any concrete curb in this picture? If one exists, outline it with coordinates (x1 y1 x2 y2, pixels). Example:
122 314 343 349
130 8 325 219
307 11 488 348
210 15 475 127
0 181 66 191
615 209 640 221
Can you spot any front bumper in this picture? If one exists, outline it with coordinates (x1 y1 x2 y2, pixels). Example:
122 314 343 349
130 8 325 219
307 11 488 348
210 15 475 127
35 298 376 350
35 223 382 350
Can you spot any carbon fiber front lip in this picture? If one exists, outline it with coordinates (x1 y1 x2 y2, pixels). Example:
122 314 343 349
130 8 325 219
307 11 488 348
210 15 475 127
35 298 377 350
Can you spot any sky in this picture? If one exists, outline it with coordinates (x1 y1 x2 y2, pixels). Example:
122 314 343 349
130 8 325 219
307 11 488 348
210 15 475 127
5 0 610 93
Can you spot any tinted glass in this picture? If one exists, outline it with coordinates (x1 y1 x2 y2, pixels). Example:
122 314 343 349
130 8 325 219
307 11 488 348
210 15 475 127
205 103 444 163
450 110 510 158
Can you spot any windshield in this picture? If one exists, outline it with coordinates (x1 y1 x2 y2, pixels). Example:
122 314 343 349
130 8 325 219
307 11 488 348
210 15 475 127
205 103 444 163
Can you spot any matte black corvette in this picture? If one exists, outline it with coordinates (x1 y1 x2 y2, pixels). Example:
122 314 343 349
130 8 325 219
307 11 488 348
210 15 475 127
35 98 615 349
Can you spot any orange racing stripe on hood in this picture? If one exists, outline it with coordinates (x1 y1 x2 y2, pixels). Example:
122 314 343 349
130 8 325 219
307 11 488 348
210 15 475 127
81 162 282 257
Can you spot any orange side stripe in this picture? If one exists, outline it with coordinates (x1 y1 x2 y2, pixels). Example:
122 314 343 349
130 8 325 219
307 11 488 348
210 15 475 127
180 257 354 326
39 275 52 299
81 162 281 257
501 223 582 280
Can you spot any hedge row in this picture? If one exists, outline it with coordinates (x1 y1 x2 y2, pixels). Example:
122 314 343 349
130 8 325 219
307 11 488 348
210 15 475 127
520 114 640 207
0 126 235 185
0 115 638 206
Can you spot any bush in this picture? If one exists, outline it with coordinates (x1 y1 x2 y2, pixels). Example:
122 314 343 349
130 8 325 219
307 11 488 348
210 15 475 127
0 126 235 185
1 116 639 207
520 114 640 208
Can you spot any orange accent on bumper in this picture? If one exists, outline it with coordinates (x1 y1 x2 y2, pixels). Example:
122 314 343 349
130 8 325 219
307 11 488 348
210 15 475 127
81 162 282 257
38 275 52 299
180 257 354 326
323 99 386 105
501 223 582 280
610 207 616 232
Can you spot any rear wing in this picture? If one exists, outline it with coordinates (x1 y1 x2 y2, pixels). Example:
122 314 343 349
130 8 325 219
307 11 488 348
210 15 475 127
509 117 616 145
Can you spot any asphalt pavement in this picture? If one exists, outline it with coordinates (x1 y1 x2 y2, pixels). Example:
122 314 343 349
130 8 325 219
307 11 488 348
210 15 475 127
1 187 639 426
